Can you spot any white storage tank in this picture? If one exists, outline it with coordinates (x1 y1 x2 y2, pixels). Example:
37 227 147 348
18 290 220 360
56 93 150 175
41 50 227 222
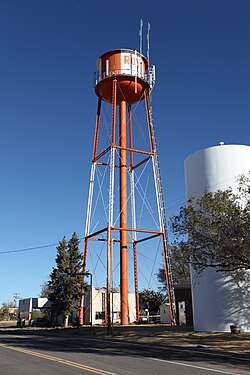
184 143 250 332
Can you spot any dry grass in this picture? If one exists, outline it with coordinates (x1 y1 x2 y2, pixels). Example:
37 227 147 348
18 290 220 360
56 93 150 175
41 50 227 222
102 325 250 353
1 322 249 353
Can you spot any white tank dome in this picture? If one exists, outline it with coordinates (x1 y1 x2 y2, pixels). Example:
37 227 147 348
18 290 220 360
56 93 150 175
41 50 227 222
184 144 250 332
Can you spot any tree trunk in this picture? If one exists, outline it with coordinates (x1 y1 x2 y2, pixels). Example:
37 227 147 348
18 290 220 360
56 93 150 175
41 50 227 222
63 315 69 328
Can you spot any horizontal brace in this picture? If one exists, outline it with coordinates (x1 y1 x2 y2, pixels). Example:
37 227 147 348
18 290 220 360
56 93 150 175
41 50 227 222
85 227 108 240
93 146 153 165
96 161 121 169
93 146 111 162
112 226 163 235
85 237 108 242
114 145 153 156
131 156 151 170
134 233 162 244
85 227 163 243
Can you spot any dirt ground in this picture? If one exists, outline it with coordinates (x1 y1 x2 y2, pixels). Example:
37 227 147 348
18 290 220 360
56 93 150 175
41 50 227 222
105 325 250 353
90 325 250 354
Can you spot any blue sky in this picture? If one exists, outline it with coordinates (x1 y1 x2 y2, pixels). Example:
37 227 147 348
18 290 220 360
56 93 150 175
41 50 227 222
0 0 249 305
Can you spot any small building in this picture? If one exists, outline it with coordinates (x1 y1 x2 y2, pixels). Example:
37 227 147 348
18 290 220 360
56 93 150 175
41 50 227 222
174 284 193 327
18 289 137 326
18 298 48 313
83 287 136 325
18 298 50 323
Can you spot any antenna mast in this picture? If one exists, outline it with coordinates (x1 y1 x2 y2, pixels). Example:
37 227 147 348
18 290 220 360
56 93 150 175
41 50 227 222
139 19 143 55
147 22 151 66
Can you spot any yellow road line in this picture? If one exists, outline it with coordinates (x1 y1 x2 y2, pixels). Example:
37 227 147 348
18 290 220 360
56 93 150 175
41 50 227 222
0 343 117 375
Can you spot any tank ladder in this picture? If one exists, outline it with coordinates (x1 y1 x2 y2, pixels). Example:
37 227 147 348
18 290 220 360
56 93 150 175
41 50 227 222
148 95 176 319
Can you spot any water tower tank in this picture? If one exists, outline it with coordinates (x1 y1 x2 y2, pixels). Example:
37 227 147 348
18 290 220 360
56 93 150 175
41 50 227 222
184 144 250 332
95 49 149 104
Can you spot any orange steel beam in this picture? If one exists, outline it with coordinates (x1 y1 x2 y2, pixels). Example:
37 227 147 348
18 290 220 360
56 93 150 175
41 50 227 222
134 233 161 244
119 100 129 325
96 162 126 168
128 105 139 323
85 238 107 242
95 161 113 167
87 235 163 246
94 146 152 163
96 156 152 170
84 227 108 240
93 146 111 163
112 226 162 235
132 156 152 170
87 237 131 245
115 145 153 155
161 234 176 325
92 97 102 161
94 147 152 164
87 227 163 247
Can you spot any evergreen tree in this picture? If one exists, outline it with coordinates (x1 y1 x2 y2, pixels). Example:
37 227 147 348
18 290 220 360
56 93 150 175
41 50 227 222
48 233 85 327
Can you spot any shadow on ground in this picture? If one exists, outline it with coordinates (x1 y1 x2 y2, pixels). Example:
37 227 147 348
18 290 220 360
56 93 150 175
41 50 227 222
0 325 249 372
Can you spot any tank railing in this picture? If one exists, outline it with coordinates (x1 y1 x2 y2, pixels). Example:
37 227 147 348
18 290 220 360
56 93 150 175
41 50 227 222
97 69 144 81
94 66 156 89
94 67 152 85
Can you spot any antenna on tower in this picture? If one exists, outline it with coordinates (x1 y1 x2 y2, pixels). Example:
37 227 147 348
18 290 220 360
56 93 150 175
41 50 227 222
147 22 151 65
139 19 143 55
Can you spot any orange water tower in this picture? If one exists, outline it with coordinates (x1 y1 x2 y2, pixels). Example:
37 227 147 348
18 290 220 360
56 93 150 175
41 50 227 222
81 48 175 327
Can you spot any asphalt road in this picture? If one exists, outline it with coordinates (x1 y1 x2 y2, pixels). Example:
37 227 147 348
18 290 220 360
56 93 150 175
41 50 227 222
0 330 249 375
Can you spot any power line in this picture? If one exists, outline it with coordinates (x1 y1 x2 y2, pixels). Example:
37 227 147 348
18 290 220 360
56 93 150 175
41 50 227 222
0 238 84 255
0 175 244 256
0 243 59 255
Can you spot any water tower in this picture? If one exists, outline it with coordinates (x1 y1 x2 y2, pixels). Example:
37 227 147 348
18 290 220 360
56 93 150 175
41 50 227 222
185 144 250 332
80 47 175 326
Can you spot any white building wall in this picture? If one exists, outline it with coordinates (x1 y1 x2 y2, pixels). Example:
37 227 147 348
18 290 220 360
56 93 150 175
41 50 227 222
18 298 48 312
84 287 136 325
184 144 250 332
160 303 172 324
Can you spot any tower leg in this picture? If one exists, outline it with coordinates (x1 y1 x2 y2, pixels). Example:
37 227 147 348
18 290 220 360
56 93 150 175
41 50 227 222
120 100 129 325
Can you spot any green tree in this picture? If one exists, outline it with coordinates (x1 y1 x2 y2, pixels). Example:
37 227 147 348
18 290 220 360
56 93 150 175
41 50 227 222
157 242 190 292
0 301 17 321
139 289 166 314
170 177 250 281
48 233 85 327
